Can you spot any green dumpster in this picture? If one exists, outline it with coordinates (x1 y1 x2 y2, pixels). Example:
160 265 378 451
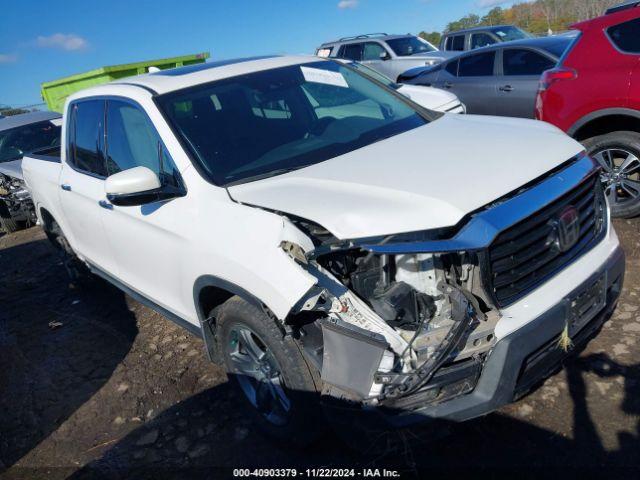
41 52 210 112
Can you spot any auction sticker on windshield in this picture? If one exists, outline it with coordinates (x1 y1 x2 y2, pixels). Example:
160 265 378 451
301 66 348 88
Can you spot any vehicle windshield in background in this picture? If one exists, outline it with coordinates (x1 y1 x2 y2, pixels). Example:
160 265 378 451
346 62 399 89
158 61 427 186
386 37 437 56
491 26 532 42
0 121 61 163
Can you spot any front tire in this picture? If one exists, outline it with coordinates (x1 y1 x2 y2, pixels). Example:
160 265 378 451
584 131 640 218
215 297 324 446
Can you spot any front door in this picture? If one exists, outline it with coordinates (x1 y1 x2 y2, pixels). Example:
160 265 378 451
452 50 498 115
100 99 190 318
360 42 394 78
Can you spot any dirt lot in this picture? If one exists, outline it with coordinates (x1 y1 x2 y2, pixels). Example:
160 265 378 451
0 220 639 479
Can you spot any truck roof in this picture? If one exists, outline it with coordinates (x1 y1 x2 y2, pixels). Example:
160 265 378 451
0 111 61 132
99 55 321 96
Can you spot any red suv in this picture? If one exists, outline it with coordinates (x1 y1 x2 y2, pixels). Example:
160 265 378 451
536 2 640 217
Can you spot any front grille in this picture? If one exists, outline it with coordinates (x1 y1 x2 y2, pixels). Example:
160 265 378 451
488 173 606 307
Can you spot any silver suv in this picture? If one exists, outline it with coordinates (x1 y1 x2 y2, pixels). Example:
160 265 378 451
316 33 454 82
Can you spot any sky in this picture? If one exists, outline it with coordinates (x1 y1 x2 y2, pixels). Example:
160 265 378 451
0 0 517 107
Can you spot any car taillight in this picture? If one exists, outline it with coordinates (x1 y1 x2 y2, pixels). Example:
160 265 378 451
539 67 577 91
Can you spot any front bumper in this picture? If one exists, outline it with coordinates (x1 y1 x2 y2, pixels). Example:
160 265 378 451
325 245 625 429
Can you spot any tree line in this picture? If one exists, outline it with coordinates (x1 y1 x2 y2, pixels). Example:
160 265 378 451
419 0 620 45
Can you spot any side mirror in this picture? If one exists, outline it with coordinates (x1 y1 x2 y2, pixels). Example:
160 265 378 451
379 51 390 61
105 166 184 207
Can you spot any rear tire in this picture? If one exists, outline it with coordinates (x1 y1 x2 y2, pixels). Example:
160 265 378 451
583 131 640 218
46 221 93 286
215 297 324 446
0 201 19 233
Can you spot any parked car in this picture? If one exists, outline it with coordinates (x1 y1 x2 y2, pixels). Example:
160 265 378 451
401 36 574 118
316 33 455 82
440 25 533 52
23 56 623 443
340 61 466 113
0 111 61 232
536 2 640 218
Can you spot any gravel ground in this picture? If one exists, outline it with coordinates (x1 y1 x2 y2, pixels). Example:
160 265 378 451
0 220 639 479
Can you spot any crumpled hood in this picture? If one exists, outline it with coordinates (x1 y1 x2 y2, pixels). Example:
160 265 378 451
228 115 584 240
0 159 23 180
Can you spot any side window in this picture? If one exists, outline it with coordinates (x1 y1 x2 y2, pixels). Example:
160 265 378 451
608 18 640 54
503 49 555 76
471 33 497 49
452 35 465 51
339 43 363 61
105 100 181 187
445 60 459 76
69 100 107 177
362 42 387 61
458 51 495 77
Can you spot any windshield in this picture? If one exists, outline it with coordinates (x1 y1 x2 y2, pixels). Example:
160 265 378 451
346 62 398 89
491 26 531 42
158 61 427 186
386 37 437 56
0 120 61 163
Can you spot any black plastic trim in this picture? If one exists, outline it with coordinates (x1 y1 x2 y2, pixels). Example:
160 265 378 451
88 264 202 338
568 107 640 137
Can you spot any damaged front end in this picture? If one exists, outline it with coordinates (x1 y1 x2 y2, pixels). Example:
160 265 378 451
281 222 500 411
0 172 36 226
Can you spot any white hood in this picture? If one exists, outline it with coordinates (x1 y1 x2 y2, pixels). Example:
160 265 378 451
0 159 23 180
228 115 584 240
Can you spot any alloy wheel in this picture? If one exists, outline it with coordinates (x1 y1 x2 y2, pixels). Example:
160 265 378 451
593 148 640 207
227 325 291 426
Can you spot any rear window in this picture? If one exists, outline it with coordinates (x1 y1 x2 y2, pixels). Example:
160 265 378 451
316 47 333 58
503 49 555 76
339 43 363 61
471 33 497 50
608 18 640 54
451 35 465 51
385 36 436 56
458 51 495 77
539 38 574 58
69 100 107 177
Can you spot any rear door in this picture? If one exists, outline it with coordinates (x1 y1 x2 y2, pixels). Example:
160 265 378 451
450 50 498 115
496 47 557 118
58 99 117 273
607 17 640 110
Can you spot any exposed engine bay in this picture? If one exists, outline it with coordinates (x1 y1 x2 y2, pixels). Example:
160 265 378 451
281 223 500 408
0 172 36 227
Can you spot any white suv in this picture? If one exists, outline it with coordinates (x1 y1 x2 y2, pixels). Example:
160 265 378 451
23 56 624 443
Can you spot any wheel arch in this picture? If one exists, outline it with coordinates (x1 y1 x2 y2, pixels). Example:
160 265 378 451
193 275 276 363
570 108 640 141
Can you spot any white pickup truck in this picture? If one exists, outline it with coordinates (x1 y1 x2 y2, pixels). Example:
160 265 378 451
23 56 624 443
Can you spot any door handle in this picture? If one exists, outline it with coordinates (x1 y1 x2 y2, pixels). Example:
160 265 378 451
98 200 113 210
60 184 72 191
499 85 514 92
443 82 453 89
